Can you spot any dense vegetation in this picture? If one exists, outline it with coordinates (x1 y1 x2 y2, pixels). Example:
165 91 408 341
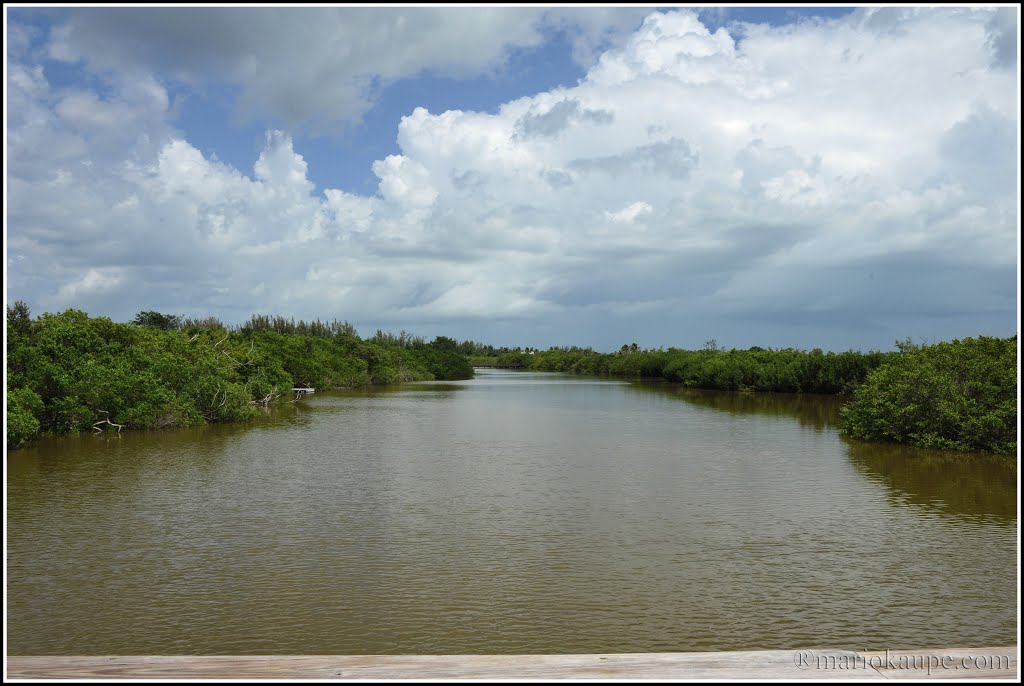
838 336 1017 454
6 303 1016 454
6 304 471 448
479 341 893 395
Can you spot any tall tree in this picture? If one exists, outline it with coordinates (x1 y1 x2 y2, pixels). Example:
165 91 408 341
133 311 182 330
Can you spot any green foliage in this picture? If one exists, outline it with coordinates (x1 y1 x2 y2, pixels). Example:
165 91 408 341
240 314 358 338
133 310 182 330
493 351 532 367
457 341 542 360
180 316 226 332
370 329 423 348
839 336 1017 454
421 338 475 379
6 308 475 448
11 306 1011 456
7 300 33 338
524 345 892 395
244 330 365 388
6 383 43 448
429 335 459 354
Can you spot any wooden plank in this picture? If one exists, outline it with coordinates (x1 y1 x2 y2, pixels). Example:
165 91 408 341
5 650 870 680
6 648 1015 680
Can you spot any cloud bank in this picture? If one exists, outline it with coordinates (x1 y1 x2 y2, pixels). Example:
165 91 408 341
6 7 1018 350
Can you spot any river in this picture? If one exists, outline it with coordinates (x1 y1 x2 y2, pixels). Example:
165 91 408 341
6 369 1016 654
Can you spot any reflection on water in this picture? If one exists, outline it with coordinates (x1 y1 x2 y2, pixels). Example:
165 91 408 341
6 370 1017 655
632 382 843 431
630 382 1016 523
844 439 1017 522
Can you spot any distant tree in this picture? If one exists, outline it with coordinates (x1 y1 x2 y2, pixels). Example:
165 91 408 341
331 320 359 338
7 300 33 338
430 336 459 353
181 316 226 332
133 310 182 330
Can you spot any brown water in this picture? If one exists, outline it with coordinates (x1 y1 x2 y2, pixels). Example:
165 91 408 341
6 369 1017 655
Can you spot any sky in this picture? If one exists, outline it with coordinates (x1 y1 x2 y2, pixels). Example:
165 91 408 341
4 5 1020 352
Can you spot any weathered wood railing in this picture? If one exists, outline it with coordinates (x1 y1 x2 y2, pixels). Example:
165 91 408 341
6 647 1017 680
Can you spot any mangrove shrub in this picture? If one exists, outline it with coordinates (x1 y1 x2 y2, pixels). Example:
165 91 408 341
838 336 1017 453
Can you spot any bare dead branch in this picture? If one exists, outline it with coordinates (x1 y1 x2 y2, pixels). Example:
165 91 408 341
218 351 240 367
252 384 281 407
92 417 124 434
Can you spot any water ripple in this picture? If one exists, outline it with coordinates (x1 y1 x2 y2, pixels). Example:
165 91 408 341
7 375 1016 655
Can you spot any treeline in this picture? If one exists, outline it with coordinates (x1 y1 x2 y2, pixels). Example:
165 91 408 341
7 303 1016 454
488 343 892 394
6 304 472 449
135 310 361 338
475 336 1017 454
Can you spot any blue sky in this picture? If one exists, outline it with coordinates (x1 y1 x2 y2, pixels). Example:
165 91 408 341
11 6 859 195
5 6 1018 351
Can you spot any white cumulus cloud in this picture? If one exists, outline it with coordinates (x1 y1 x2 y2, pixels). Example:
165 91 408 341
5 7 1018 350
